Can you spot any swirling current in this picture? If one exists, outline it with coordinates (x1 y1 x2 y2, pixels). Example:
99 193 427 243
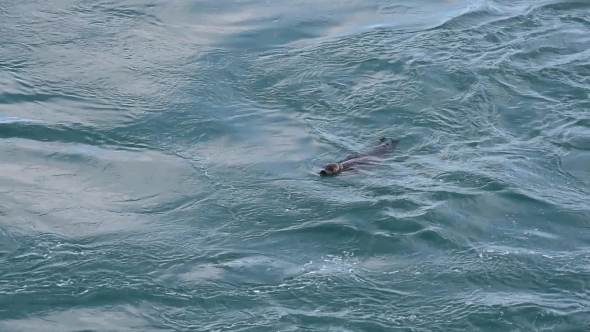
1 0 589 331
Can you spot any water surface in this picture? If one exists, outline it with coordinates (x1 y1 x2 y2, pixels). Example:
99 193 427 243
1 0 590 331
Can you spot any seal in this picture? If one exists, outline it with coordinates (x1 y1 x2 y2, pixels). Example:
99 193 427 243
319 137 399 176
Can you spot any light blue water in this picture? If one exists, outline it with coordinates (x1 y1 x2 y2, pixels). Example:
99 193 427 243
1 0 590 331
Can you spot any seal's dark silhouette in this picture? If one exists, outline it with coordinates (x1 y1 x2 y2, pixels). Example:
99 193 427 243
319 137 399 176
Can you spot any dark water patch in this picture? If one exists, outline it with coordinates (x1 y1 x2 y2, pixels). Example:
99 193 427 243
555 123 590 151
534 0 590 12
219 19 337 52
432 170 508 192
435 4 509 31
558 151 590 187
380 201 431 225
406 226 461 251
90 0 163 25
0 122 151 151
274 218 373 243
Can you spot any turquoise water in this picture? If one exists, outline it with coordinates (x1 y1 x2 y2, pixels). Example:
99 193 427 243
1 0 590 330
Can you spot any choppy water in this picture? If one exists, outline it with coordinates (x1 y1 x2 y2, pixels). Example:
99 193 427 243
1 0 590 331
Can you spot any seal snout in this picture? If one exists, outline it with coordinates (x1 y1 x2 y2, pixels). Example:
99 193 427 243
319 170 327 176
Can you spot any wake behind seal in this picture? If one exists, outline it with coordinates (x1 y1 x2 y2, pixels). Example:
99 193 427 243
319 137 399 176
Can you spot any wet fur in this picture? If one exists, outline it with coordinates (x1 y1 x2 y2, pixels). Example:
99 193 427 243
319 138 399 176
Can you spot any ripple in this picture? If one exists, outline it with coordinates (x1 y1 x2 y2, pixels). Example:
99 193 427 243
0 138 204 237
0 306 159 332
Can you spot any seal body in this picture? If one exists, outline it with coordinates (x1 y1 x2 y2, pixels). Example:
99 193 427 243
319 138 399 176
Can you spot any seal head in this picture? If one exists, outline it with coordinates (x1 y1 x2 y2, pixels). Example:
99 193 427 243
319 163 343 176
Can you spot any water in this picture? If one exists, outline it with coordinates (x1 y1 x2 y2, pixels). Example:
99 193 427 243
1 0 590 330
